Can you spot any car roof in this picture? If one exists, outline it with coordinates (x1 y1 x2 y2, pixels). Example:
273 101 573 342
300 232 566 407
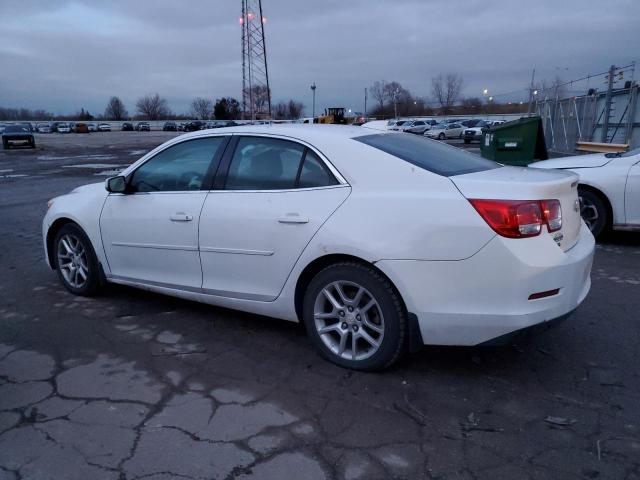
177 124 374 144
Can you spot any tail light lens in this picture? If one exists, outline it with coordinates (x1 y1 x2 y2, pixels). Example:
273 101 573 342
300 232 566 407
541 199 562 232
469 199 562 239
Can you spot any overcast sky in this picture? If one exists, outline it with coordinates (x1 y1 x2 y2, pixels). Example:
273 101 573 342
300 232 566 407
0 0 638 116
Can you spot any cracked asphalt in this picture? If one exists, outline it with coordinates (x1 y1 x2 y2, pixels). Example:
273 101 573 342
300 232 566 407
1 132 639 480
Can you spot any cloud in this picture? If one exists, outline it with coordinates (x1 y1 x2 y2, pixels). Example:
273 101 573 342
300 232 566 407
0 0 637 115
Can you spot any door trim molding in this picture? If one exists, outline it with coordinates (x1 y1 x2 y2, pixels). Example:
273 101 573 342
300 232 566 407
199 246 274 256
111 241 198 251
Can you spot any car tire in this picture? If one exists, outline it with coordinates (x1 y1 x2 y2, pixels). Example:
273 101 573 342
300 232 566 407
302 262 407 371
578 188 608 239
30 138 36 149
464 139 471 144
438 133 445 140
53 223 102 296
2 139 8 150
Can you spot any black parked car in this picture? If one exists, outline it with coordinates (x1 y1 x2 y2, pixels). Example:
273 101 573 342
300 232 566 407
122 122 134 131
183 120 206 132
2 124 36 149
162 121 177 131
135 122 150 131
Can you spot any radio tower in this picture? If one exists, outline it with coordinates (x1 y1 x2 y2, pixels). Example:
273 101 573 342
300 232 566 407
240 0 271 120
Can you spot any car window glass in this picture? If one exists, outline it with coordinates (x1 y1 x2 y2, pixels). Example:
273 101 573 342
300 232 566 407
298 150 338 188
225 137 305 190
355 133 500 177
130 137 224 192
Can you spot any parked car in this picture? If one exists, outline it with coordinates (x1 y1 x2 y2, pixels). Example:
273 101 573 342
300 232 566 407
57 123 71 134
177 122 186 132
460 119 484 128
462 120 491 144
36 123 53 133
98 123 112 132
163 121 177 131
387 119 409 131
122 122 134 131
135 122 150 132
531 147 640 238
405 119 438 135
184 120 206 132
360 120 389 131
87 123 98 132
425 123 464 140
2 124 36 149
42 125 594 370
73 123 90 133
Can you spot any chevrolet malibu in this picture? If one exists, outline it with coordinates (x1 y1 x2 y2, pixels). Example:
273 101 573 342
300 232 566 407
43 125 594 370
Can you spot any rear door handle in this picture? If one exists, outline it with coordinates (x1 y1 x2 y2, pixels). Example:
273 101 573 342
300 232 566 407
170 213 193 222
277 214 309 224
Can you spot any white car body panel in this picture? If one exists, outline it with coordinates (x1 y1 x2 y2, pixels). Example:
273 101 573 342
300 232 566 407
43 125 595 346
532 152 640 227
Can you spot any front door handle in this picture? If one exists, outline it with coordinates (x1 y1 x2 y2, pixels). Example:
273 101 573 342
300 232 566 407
170 213 193 222
277 214 309 224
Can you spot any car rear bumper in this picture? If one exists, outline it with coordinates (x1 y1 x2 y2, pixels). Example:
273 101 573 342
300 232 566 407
376 222 594 346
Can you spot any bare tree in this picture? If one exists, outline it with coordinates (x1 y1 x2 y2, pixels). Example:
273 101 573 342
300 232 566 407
190 97 213 120
247 85 270 116
135 93 170 120
431 74 464 114
104 97 128 120
370 80 387 112
287 99 304 119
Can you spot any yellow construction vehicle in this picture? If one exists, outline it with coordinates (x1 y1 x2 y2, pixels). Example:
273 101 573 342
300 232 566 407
315 107 350 125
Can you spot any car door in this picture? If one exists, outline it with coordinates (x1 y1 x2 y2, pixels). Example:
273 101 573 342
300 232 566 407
199 135 350 301
100 136 228 289
625 159 640 225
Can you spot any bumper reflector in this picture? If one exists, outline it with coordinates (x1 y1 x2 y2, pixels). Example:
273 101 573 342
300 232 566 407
528 288 560 300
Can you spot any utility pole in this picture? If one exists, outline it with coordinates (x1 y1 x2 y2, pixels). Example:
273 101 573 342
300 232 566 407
601 64 616 142
363 88 367 122
310 83 316 119
393 89 399 119
526 68 536 116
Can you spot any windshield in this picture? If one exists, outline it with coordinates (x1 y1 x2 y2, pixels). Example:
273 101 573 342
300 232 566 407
605 147 640 158
355 133 500 177
4 125 30 133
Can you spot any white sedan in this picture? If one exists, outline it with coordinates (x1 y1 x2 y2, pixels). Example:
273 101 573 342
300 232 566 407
425 123 464 140
531 148 640 238
43 125 594 370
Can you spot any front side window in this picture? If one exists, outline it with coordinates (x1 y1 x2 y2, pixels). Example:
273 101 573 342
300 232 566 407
129 137 224 192
225 137 338 190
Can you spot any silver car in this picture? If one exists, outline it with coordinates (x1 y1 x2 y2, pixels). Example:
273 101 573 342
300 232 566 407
424 123 464 140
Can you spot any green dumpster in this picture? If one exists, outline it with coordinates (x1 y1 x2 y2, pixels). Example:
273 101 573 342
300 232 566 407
480 116 548 166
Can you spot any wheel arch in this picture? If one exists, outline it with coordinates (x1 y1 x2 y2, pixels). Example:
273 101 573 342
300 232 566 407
293 253 424 352
46 217 78 269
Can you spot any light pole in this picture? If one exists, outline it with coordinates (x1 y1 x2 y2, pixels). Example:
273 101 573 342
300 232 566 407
393 89 399 119
310 83 316 119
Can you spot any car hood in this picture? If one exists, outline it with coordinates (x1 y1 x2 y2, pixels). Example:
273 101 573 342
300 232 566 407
71 182 106 195
530 153 611 169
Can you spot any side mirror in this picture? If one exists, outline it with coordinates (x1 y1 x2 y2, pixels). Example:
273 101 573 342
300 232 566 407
106 176 127 193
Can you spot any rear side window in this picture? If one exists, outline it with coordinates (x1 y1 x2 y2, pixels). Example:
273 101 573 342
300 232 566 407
225 137 338 190
355 133 500 176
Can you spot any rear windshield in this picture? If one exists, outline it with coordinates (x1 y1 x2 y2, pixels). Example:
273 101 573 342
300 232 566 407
355 133 500 177
4 125 30 133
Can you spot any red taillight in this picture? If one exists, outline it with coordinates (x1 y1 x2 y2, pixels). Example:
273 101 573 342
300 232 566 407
541 199 562 232
469 199 562 239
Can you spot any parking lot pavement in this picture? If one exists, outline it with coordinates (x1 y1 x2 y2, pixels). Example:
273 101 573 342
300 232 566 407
1 133 639 479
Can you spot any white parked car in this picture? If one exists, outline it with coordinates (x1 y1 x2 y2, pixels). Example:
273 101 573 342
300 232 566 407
360 120 389 131
98 123 112 132
36 123 53 133
387 119 410 131
531 148 640 237
43 125 594 370
425 123 464 140
56 123 70 133
87 123 98 132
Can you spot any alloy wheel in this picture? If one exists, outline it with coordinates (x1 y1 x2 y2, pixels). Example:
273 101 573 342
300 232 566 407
313 280 385 361
57 233 89 289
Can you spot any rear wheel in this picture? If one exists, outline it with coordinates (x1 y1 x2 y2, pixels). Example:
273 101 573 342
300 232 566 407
302 262 407 371
2 139 8 150
578 188 608 238
438 133 445 140
464 139 471 144
53 224 101 296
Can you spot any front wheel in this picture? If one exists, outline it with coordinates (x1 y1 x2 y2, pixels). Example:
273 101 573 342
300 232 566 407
578 188 608 238
302 262 407 371
54 224 102 296
438 133 445 140
464 139 471 144
2 139 8 150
